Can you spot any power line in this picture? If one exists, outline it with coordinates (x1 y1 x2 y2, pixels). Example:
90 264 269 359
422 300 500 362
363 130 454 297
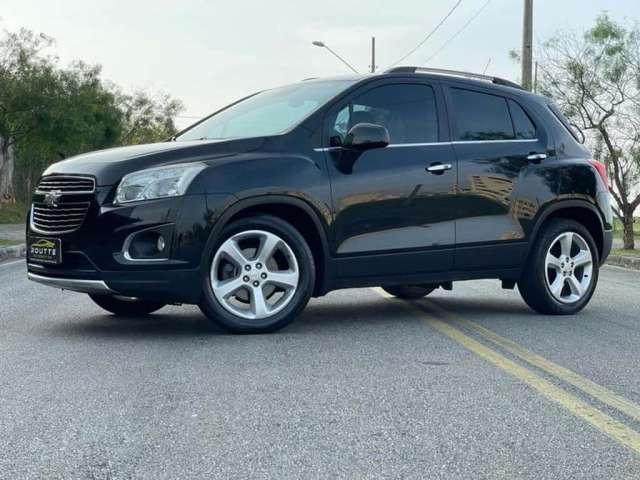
387 0 464 68
422 0 492 65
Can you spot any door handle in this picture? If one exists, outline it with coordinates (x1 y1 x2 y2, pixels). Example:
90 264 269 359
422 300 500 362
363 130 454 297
426 163 452 174
526 153 547 162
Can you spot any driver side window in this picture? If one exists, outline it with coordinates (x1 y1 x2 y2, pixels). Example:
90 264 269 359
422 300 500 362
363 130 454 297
328 84 438 146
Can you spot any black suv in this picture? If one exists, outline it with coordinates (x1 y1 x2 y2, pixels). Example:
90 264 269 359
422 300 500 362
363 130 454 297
27 67 613 333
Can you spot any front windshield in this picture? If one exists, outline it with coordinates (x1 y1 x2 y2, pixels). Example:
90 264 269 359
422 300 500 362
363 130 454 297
177 80 357 141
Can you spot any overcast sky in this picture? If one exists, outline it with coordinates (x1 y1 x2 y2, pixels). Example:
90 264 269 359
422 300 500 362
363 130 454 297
3 0 639 128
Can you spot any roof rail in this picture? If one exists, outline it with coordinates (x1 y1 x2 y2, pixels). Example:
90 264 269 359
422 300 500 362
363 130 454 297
384 66 523 90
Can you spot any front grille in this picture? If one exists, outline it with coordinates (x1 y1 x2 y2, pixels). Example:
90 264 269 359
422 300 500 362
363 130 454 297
31 202 90 234
36 175 95 194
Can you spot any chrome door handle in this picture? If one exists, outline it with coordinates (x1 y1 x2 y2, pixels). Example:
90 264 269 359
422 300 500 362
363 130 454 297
526 153 547 162
427 163 452 174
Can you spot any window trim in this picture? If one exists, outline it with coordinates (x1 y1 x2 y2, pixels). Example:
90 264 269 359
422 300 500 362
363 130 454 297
313 138 538 152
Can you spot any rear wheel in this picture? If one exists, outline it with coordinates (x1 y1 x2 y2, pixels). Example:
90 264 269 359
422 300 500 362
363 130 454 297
518 219 599 315
199 215 315 333
89 294 166 316
382 285 436 300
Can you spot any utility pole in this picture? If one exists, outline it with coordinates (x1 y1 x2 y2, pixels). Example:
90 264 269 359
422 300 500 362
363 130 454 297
521 0 533 90
370 37 376 73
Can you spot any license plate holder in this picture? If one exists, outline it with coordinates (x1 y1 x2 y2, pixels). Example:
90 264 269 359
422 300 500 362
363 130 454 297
28 237 62 265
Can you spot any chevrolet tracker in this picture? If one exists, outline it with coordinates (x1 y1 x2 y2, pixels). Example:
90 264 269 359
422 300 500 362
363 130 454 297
26 67 613 333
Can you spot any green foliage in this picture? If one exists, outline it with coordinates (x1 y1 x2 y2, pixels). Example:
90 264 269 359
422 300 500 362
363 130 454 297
117 90 183 145
613 218 640 237
0 26 184 203
612 248 640 257
0 201 27 223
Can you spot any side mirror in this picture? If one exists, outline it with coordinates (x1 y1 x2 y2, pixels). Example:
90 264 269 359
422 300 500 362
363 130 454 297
343 123 390 151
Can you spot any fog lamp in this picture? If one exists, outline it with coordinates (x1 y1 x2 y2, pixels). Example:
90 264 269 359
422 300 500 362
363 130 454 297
157 235 166 253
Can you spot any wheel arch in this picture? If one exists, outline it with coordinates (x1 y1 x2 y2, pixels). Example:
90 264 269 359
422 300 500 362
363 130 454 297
202 195 332 296
527 200 605 263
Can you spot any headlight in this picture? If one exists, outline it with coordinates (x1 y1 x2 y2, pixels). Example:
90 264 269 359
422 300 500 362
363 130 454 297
115 163 206 204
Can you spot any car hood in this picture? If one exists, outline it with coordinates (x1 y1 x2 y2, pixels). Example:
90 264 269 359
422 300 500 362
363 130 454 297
42 138 266 186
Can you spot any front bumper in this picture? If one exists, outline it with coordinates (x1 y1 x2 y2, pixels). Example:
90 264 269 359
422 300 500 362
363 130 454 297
27 264 203 302
28 273 114 294
27 192 233 303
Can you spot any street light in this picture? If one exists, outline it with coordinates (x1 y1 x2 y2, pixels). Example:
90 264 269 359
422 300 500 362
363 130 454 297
311 40 359 74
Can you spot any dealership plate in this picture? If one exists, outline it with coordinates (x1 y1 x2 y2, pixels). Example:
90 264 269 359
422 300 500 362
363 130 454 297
28 237 62 265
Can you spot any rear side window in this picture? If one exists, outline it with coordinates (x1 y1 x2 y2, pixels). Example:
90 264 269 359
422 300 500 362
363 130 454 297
450 88 514 141
548 102 583 143
508 100 536 139
330 84 438 145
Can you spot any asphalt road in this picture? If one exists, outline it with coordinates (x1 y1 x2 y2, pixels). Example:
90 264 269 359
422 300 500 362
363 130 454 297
2 259 640 479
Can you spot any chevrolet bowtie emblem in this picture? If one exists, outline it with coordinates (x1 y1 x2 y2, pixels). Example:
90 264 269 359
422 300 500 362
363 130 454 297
44 190 63 207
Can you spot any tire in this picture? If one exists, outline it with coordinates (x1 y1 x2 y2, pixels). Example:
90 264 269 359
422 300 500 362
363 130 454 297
382 285 436 300
89 294 166 316
518 219 599 315
199 215 315 334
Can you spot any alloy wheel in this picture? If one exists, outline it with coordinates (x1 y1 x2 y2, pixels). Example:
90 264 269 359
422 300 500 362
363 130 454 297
210 230 299 320
544 231 594 304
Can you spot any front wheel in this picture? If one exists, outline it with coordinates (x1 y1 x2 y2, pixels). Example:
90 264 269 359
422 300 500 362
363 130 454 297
199 215 315 334
518 219 599 315
89 294 166 316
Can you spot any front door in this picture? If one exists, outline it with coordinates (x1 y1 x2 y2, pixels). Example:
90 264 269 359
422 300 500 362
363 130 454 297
323 81 457 278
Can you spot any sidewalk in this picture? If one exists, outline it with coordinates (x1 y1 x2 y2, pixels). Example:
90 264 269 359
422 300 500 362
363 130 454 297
608 237 640 270
0 223 25 243
0 224 26 262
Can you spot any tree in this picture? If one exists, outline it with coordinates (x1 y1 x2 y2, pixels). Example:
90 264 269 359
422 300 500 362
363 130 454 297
537 14 640 249
0 28 58 201
12 61 125 201
117 90 183 145
0 26 184 204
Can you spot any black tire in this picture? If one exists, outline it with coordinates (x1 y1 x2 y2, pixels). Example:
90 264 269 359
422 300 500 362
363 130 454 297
89 294 166 316
382 285 436 300
518 219 599 315
199 215 315 334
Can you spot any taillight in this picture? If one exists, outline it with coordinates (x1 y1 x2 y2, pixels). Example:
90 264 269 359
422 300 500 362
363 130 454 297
588 159 610 190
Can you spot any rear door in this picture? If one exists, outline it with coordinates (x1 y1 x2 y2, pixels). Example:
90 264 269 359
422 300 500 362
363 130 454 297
445 84 552 270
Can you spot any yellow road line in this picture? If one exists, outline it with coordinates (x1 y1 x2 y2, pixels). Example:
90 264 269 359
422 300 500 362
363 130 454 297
372 288 640 454
423 299 640 423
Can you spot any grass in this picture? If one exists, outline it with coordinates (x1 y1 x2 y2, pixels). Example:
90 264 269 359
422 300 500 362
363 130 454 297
0 202 27 224
0 239 19 247
612 248 640 257
613 218 640 240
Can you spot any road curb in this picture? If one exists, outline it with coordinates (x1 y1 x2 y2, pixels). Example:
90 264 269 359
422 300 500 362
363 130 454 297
0 243 26 261
606 255 640 271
